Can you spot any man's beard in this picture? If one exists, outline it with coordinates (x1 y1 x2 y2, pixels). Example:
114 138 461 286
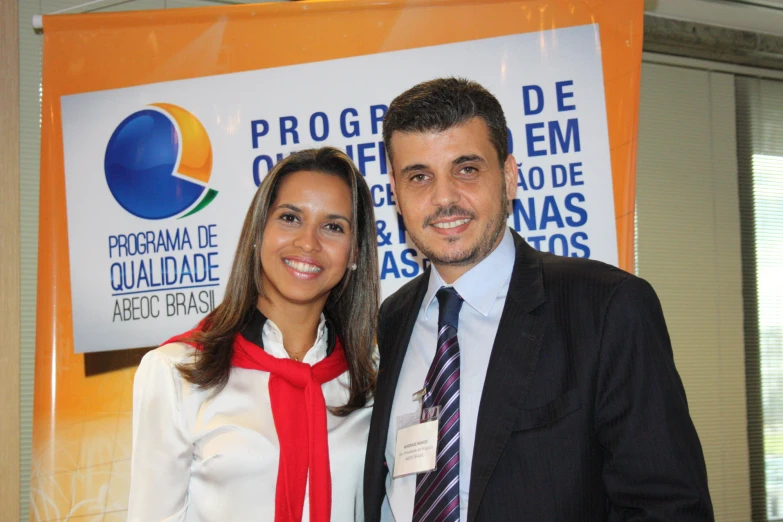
406 187 509 268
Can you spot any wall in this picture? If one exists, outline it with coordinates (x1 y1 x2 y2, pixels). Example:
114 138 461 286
637 62 751 520
1 0 21 518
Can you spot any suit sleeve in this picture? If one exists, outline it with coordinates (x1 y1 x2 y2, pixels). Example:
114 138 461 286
595 277 714 521
364 298 392 522
128 348 192 521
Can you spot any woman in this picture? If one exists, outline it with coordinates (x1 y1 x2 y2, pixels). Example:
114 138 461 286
129 147 379 522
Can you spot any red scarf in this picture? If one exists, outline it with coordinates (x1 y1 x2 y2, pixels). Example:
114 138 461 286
166 325 348 522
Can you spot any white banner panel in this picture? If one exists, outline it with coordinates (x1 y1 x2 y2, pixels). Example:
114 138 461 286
62 25 615 353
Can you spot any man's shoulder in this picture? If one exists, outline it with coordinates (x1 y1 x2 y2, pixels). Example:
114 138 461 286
531 250 656 309
509 229 633 290
538 251 631 285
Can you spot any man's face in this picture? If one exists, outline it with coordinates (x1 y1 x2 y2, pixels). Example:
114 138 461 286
389 117 517 283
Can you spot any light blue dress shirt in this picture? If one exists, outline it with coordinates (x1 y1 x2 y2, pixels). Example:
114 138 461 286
381 228 516 522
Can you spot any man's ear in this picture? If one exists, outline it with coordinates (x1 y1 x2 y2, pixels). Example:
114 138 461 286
503 154 518 202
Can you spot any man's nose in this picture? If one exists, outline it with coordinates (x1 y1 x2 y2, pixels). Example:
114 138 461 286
430 175 460 207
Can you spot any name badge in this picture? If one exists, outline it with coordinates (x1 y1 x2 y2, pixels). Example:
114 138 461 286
393 419 438 478
392 388 441 478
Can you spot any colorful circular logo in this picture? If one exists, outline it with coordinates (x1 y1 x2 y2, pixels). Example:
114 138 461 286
104 103 217 220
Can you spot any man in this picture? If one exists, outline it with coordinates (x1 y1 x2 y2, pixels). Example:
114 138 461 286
364 78 713 522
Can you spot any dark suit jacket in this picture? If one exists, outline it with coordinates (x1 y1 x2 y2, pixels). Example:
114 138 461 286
364 230 713 521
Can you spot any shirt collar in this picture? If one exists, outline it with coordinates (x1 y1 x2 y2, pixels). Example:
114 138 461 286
240 308 332 361
423 227 515 321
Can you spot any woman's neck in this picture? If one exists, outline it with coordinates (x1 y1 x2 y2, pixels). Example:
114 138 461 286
256 297 324 360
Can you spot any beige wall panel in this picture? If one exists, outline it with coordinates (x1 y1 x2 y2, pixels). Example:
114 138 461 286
637 62 750 520
0 0 21 515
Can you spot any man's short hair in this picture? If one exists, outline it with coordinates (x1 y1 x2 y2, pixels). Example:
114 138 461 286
383 77 509 167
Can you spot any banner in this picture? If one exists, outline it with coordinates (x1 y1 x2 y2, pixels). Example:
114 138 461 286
31 0 642 519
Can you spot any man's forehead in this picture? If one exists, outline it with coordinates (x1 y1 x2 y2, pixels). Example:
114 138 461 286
390 118 490 141
389 121 493 160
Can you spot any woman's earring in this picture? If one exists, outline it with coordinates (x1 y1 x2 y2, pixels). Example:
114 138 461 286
350 263 358 271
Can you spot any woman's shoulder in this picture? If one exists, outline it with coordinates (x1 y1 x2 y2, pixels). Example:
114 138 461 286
142 342 196 366
136 342 197 379
134 342 203 413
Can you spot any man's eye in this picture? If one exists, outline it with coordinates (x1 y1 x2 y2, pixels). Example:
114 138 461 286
410 173 427 183
460 166 478 175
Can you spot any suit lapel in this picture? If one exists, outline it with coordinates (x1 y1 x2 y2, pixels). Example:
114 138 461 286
365 269 430 520
467 232 547 522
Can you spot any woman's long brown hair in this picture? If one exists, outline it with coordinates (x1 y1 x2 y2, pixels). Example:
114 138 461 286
176 147 379 415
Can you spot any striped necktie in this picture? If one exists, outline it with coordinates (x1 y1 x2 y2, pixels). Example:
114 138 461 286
413 286 464 522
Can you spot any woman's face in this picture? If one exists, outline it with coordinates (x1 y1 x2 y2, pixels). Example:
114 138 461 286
259 170 354 309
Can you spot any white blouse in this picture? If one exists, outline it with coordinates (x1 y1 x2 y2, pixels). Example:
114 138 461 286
128 313 372 522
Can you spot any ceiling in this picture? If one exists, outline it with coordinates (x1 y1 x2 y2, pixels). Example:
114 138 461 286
646 0 783 37
721 0 783 9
